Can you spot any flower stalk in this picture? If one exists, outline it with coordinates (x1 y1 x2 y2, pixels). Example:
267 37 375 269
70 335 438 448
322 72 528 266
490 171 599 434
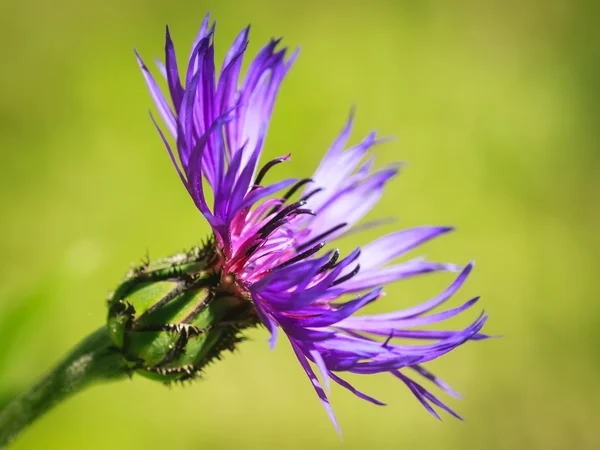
0 243 259 447
0 327 125 448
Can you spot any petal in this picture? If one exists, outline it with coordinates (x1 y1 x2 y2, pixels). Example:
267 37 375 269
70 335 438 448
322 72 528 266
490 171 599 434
304 167 398 243
299 288 383 328
409 365 462 399
392 370 463 420
340 259 460 292
328 371 386 406
342 261 471 310
309 348 331 394
290 340 342 437
358 227 454 271
164 26 184 111
135 50 177 137
237 178 298 213
339 296 481 330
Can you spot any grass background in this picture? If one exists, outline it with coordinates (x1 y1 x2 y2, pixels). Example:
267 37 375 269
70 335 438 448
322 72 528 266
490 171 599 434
0 0 598 448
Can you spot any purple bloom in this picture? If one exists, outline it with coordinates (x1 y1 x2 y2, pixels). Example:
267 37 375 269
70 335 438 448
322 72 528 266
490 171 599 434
136 13 489 434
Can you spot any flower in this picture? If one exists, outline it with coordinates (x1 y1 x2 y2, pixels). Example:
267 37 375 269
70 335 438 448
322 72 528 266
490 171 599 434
136 13 489 434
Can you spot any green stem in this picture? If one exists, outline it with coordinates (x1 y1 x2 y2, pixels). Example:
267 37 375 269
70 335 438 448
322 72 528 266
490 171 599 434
0 327 127 448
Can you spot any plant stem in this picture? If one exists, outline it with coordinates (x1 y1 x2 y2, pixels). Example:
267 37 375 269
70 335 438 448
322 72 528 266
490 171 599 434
0 327 127 448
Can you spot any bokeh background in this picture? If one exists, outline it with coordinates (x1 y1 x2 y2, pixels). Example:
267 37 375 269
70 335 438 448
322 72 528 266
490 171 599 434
1 0 598 448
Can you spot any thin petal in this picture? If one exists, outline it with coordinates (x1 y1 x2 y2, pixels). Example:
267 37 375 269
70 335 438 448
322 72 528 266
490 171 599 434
290 340 342 437
136 50 177 137
410 365 462 399
328 371 386 406
340 259 459 292
358 227 454 271
309 348 331 394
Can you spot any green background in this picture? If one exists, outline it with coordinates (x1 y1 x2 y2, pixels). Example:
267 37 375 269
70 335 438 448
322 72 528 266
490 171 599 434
1 0 598 448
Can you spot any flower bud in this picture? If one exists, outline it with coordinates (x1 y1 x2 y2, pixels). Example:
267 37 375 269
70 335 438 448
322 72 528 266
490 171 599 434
106 244 257 382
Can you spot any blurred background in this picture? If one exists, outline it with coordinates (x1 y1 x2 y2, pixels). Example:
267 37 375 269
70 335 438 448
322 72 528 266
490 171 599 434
0 0 598 448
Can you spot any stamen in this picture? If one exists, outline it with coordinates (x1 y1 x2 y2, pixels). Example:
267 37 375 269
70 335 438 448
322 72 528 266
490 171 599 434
297 223 347 251
293 208 316 217
254 155 290 186
246 205 315 259
300 187 323 202
273 242 327 270
382 329 394 349
283 178 313 201
330 264 361 287
245 242 262 257
258 200 306 237
258 217 289 239
318 249 340 273
268 178 313 214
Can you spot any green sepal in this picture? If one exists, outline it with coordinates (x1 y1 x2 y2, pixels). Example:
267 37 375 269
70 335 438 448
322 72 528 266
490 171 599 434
106 243 259 383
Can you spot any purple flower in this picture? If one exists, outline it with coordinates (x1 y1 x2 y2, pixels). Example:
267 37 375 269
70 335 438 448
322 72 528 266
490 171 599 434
136 13 489 434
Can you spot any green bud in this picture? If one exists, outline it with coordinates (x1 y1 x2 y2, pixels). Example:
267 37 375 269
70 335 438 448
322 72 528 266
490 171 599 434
107 242 258 383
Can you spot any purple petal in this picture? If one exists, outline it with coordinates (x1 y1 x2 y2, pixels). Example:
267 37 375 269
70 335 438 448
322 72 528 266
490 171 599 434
135 50 177 137
392 370 463 420
236 178 298 213
309 348 331 394
299 288 383 328
188 13 212 69
305 167 398 243
328 371 386 406
252 294 279 349
227 128 265 217
290 340 342 437
410 365 462 399
340 259 460 292
358 227 454 271
217 27 249 153
339 296 480 330
343 262 472 314
371 329 491 341
307 131 379 213
165 26 184 111
154 57 167 79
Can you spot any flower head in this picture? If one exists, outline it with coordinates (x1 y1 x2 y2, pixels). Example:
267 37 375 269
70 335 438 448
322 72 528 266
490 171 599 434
136 13 489 434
